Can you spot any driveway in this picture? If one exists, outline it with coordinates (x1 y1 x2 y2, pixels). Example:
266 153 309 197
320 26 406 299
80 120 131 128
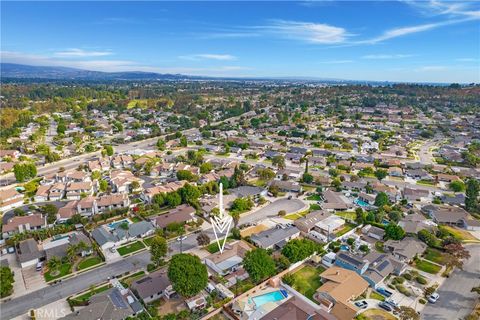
239 198 306 226
421 244 480 320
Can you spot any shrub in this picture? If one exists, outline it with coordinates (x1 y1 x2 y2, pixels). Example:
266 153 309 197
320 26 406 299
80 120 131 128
403 273 412 281
282 273 294 286
394 276 405 284
395 284 411 296
147 263 156 272
419 298 427 304
416 276 427 285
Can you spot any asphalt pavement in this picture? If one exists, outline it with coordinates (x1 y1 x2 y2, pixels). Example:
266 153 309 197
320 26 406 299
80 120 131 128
421 244 480 320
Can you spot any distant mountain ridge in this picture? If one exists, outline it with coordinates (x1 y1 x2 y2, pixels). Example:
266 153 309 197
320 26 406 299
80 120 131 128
0 63 202 80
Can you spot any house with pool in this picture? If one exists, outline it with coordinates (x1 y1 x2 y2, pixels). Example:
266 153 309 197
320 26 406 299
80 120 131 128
204 240 251 277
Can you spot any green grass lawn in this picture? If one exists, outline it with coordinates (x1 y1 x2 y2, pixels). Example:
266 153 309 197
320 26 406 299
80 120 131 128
369 291 385 301
77 256 102 271
205 237 234 253
309 204 321 211
335 211 356 221
234 279 255 295
335 223 357 237
375 241 385 253
356 309 397 320
414 258 442 274
130 216 142 223
44 263 72 282
143 236 155 247
306 194 322 201
423 248 448 265
74 284 111 302
120 271 146 288
417 179 436 186
284 210 309 221
291 265 325 301
440 225 480 242
117 241 146 256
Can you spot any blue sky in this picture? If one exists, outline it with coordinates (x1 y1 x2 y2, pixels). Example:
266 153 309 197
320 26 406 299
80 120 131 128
1 1 479 82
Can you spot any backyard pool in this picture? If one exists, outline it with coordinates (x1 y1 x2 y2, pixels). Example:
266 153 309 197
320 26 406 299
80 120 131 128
251 290 287 307
108 219 131 229
381 219 390 225
354 198 369 207
340 245 350 251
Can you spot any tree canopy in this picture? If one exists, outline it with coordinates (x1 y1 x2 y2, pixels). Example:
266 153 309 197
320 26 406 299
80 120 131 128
168 254 208 297
243 248 276 283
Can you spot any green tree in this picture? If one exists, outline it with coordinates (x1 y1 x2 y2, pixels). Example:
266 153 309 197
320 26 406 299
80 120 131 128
301 172 314 184
150 235 168 266
178 183 201 206
385 224 405 240
179 136 188 147
257 168 275 181
156 138 166 151
176 170 198 182
465 179 479 213
168 254 208 297
47 256 61 274
418 229 437 247
99 179 109 192
230 197 254 213
374 192 389 207
104 145 114 156
42 204 58 224
243 248 276 283
281 239 320 263
0 266 14 298
13 163 37 182
272 155 286 170
449 180 465 192
200 162 213 174
374 169 388 180
165 192 182 208
196 232 210 246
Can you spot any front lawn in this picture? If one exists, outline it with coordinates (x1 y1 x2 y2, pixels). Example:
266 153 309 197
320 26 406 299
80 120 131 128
309 204 321 211
414 258 442 274
117 241 146 256
306 194 322 201
440 226 480 242
130 216 142 223
369 291 385 301
74 284 111 302
205 237 234 254
143 236 155 247
77 256 102 271
44 263 72 282
356 309 397 320
335 223 357 237
120 271 146 288
284 210 309 220
423 248 448 265
290 265 325 301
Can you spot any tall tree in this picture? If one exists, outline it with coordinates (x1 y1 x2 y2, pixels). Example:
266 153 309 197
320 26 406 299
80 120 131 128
243 248 276 283
0 267 14 298
444 242 471 270
168 254 208 297
196 233 210 246
465 179 479 213
150 235 168 266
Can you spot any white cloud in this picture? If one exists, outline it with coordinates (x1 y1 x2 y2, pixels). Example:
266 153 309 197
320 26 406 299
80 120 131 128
403 0 480 18
263 20 350 44
179 54 237 61
362 54 413 59
54 48 113 57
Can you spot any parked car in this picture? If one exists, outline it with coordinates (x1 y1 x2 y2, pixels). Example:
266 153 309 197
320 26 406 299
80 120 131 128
36 262 43 271
428 292 439 303
385 299 399 308
378 301 393 312
376 287 393 297
354 301 368 309
7 247 15 254
177 235 187 241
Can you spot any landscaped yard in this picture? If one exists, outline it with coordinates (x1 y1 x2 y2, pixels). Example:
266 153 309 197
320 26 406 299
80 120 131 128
120 271 146 288
369 291 385 301
130 216 142 223
117 241 146 256
309 204 321 211
143 236 155 246
306 194 322 201
44 263 72 282
414 258 442 274
335 223 357 237
335 211 356 221
73 284 111 302
284 210 309 220
290 265 325 301
356 309 397 320
423 248 448 265
77 256 103 271
205 237 234 253
440 226 480 242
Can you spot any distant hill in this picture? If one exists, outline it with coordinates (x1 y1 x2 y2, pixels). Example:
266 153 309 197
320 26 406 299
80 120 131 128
0 63 200 80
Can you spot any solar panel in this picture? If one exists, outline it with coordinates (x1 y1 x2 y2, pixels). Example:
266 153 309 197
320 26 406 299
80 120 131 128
338 253 363 267
377 260 390 271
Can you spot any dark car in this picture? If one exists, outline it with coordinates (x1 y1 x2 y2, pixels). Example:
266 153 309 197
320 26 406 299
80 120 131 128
354 301 368 309
378 301 393 312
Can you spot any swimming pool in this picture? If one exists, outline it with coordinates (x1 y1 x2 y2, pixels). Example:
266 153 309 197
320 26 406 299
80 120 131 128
251 290 287 307
108 219 131 229
340 245 350 251
355 198 369 207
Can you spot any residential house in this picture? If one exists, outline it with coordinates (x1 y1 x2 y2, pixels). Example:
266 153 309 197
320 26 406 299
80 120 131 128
402 187 430 202
398 213 435 234
150 204 197 230
16 238 45 268
294 210 332 233
142 180 187 203
250 225 300 250
43 232 92 261
314 266 369 320
97 193 130 213
0 188 24 212
270 180 302 193
204 240 251 276
111 170 144 194
421 205 468 227
48 183 66 201
262 297 336 320
388 167 404 177
57 201 78 223
131 270 176 303
321 190 352 211
2 214 46 239
361 225 385 240
77 196 97 217
66 181 94 200
383 237 427 262
91 221 155 251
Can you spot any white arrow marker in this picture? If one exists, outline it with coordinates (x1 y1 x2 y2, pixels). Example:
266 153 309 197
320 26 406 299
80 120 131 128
210 182 233 254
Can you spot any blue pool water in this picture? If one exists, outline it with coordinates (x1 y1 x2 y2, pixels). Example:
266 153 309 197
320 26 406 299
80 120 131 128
252 291 286 307
355 198 369 207
381 219 390 225
340 245 350 251
108 219 130 229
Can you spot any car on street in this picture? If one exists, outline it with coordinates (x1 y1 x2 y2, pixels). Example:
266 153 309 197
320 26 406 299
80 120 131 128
428 292 439 303
376 287 393 297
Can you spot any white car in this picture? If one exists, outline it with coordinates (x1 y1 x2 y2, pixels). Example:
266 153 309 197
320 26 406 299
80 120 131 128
177 236 187 241
428 292 439 303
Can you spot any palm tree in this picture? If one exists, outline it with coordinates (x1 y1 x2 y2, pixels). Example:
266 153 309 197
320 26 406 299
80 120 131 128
47 256 61 274
66 244 77 263
76 241 90 256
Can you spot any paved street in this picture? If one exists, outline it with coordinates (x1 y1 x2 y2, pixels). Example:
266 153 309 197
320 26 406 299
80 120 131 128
0 251 151 320
421 244 480 320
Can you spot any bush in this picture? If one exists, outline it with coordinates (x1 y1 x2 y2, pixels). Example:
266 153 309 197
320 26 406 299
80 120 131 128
395 284 411 296
282 273 294 286
416 276 427 285
394 276 405 284
147 263 156 272
403 273 412 281
419 298 427 304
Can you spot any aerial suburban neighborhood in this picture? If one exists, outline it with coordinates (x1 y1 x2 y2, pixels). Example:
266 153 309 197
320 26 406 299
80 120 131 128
1 1 479 320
